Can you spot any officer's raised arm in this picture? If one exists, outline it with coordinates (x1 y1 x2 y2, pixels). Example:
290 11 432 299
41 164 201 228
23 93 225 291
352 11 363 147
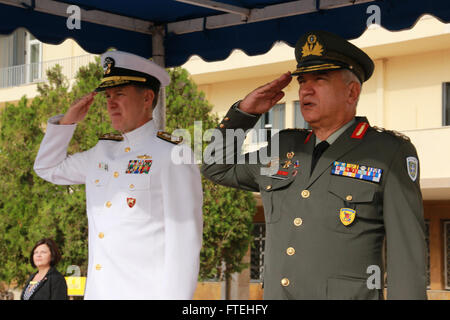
59 92 97 125
239 71 292 115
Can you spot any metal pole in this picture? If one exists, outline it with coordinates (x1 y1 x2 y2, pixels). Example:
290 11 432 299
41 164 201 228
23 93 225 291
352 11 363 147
151 25 166 131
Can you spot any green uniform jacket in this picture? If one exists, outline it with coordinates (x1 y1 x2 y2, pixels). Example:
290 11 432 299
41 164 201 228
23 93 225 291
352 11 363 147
201 103 427 300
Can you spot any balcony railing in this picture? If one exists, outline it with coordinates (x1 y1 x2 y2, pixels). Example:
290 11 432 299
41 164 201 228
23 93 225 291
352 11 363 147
0 54 97 89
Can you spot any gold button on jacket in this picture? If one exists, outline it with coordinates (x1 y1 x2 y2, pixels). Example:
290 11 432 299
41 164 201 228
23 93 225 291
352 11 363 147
281 278 290 287
301 190 310 198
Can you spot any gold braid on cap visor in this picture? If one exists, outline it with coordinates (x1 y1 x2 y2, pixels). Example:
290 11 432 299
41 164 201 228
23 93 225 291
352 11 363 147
293 63 342 74
98 76 147 88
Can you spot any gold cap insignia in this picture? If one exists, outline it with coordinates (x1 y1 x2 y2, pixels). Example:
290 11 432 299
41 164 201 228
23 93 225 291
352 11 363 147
301 34 324 57
103 57 115 75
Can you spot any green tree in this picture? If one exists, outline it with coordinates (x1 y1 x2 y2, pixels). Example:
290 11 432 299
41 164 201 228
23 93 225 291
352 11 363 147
0 61 107 287
0 63 256 298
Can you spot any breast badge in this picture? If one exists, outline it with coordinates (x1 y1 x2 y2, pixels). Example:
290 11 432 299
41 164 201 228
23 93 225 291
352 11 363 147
127 197 136 208
340 208 356 226
98 162 109 171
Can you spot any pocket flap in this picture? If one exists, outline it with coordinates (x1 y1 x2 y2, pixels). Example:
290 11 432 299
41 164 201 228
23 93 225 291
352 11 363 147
328 177 377 203
327 275 380 300
259 176 296 193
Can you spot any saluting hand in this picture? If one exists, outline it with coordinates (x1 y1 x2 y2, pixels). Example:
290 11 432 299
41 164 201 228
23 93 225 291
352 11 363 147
239 72 292 115
59 92 97 125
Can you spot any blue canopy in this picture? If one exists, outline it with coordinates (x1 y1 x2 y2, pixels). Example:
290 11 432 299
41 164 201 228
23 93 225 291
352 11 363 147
0 0 450 67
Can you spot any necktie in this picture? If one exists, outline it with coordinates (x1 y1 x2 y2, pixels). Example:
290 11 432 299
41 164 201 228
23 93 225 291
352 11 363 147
311 141 330 175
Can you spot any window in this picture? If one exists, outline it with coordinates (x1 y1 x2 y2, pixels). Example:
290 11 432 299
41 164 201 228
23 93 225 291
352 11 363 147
443 83 450 126
26 33 42 82
445 220 450 289
0 29 42 87
293 101 311 129
0 29 26 87
250 223 265 282
252 103 285 143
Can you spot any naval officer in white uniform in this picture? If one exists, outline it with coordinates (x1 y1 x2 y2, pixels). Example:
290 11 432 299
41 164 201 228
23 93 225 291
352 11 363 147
34 51 203 300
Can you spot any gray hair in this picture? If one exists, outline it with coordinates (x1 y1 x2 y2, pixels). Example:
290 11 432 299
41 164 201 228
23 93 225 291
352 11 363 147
340 69 361 107
340 68 361 86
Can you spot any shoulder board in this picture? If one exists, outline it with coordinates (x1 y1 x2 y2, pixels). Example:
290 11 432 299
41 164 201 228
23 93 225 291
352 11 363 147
157 131 183 145
280 128 311 134
99 132 123 141
372 126 410 141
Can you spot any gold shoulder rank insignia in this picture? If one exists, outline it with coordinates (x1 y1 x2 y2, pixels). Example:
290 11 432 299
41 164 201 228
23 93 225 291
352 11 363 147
280 128 311 135
281 128 311 132
99 132 123 141
157 131 183 144
372 126 410 141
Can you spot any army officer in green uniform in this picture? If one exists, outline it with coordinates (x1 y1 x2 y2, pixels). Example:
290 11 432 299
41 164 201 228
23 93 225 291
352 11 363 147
201 31 427 299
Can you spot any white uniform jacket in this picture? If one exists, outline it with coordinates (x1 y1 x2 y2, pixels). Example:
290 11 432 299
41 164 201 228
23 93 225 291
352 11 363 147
34 115 203 300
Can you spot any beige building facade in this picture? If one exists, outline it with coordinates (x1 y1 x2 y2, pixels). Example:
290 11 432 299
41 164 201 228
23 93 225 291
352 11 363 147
1 15 450 299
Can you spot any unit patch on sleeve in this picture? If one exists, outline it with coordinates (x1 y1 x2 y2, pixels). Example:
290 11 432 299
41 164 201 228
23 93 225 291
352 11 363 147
406 156 418 181
331 161 382 183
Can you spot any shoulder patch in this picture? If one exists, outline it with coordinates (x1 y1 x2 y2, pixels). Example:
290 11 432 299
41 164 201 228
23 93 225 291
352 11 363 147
406 156 418 181
157 131 183 144
372 126 410 141
99 132 123 141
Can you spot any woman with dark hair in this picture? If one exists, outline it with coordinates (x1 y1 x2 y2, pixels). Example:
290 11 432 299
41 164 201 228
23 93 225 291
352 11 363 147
21 238 68 300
